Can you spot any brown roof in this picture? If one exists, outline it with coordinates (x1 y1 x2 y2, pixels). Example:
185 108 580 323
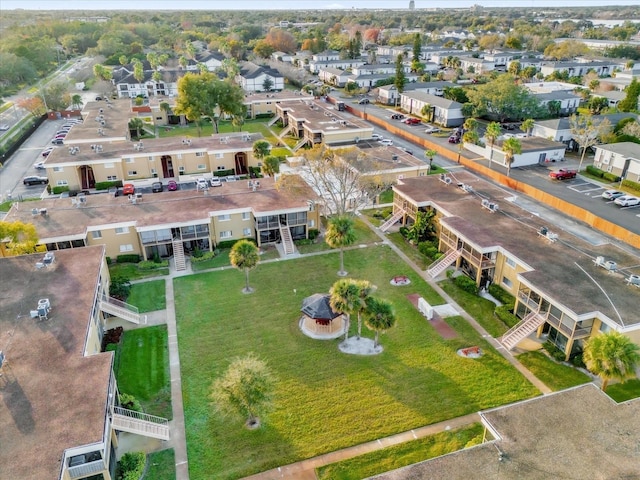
369 385 640 480
5 176 318 242
394 172 640 327
0 246 112 479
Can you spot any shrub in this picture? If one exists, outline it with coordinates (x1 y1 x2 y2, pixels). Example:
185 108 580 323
372 207 393 219
217 238 256 249
571 352 586 369
52 186 70 194
152 252 161 263
213 169 235 177
602 172 621 183
191 251 215 262
192 247 203 258
94 180 123 191
119 393 143 413
116 254 141 263
585 165 605 178
308 228 319 241
106 343 118 352
294 238 314 245
106 256 112 265
622 178 640 193
488 284 515 307
102 326 124 351
454 274 478 294
418 242 439 259
398 226 409 238
138 260 169 270
543 341 567 362
110 276 131 300
495 305 519 328
117 451 145 480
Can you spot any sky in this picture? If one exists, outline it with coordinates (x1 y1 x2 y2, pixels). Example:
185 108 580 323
2 0 639 10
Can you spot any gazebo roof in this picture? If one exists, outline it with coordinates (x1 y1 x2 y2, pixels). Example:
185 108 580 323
301 294 341 320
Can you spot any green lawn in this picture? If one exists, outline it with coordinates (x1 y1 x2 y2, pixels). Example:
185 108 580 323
109 262 169 280
386 232 430 270
606 379 640 402
144 449 176 480
439 279 508 337
115 326 172 419
127 280 167 313
191 246 280 272
316 423 484 480
516 351 591 391
174 246 539 479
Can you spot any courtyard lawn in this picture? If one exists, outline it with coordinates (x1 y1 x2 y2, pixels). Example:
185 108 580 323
439 279 508 337
127 280 167 313
174 246 539 480
386 232 430 270
316 423 484 480
115 326 172 419
191 246 280 272
297 217 381 255
109 262 169 280
144 449 175 480
516 351 591 391
606 379 640 402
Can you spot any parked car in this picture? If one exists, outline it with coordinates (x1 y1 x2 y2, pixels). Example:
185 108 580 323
41 147 55 157
33 161 45 169
0 124 9 131
122 183 135 195
23 176 49 185
614 195 640 207
151 181 163 193
95 96 103 101
371 133 383 140
403 117 421 125
51 138 64 145
379 139 393 146
448 135 461 144
424 126 441 134
601 190 624 200
548 168 577 180
357 98 370 104
108 186 120 197
210 177 222 187
167 180 178 191
401 147 414 155
391 113 405 120
196 178 209 190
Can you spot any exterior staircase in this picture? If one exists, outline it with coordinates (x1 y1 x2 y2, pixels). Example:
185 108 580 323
111 406 170 440
173 240 186 271
279 224 296 255
500 310 546 350
292 137 309 152
100 296 146 325
267 115 279 127
379 210 404 232
426 248 462 278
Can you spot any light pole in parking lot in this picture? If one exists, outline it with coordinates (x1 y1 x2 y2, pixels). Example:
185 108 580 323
456 142 463 164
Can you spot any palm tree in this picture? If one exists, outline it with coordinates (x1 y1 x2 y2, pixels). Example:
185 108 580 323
484 122 501 169
71 94 83 110
501 137 522 177
583 331 640 391
353 280 375 340
364 297 396 348
325 215 356 277
229 240 260 294
329 279 360 341
128 117 144 139
520 118 535 137
424 149 437 172
252 140 271 165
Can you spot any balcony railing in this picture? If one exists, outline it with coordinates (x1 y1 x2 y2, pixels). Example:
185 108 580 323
545 315 592 339
68 460 106 479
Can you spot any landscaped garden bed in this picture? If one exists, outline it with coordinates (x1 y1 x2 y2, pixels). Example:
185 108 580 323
174 246 540 479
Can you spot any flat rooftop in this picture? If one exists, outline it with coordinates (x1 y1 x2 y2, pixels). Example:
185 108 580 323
5 176 318 242
0 246 112 479
370 385 640 480
280 99 372 135
394 172 640 327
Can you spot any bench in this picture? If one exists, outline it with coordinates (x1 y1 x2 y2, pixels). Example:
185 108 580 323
461 346 480 356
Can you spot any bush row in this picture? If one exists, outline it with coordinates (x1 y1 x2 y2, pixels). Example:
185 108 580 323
138 259 169 270
622 178 640 193
116 254 142 263
190 251 216 263
454 274 478 294
95 180 123 190
216 238 256 250
488 284 515 308
585 165 620 183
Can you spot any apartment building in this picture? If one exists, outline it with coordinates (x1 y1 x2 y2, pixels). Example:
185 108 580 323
593 142 640 183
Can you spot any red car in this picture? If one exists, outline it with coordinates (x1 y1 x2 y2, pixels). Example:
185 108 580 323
122 183 135 195
167 180 178 191
403 117 421 125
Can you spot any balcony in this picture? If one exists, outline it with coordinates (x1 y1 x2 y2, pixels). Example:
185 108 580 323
68 459 106 479
546 315 592 339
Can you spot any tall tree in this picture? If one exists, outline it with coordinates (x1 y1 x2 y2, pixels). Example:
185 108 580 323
569 113 611 171
229 239 260 293
394 54 406 106
467 74 542 122
520 118 535 137
210 352 275 428
329 278 360 342
128 117 144 139
325 215 356 277
485 121 502 169
364 296 396 348
71 94 83 110
424 149 437 171
502 137 522 177
354 280 375 340
262 156 281 177
618 78 640 112
583 331 640 391
252 140 271 164
0 221 40 257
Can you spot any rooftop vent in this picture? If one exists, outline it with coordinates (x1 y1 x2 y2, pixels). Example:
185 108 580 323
627 274 640 287
481 199 499 212
594 256 617 272
439 174 452 185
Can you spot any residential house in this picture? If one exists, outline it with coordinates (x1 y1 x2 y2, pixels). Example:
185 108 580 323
490 136 567 167
399 91 464 127
532 90 581 115
317 67 350 87
243 90 313 119
308 58 367 75
458 55 495 74
111 61 181 99
388 172 640 360
347 71 420 90
375 81 457 106
0 246 170 480
236 62 284 92
5 176 321 261
539 60 622 78
593 142 640 183
183 51 225 71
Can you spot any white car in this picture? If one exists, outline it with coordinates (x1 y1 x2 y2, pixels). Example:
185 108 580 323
210 177 222 187
614 195 640 207
379 139 393 146
371 133 383 140
34 161 46 169
424 126 441 134
196 178 209 190
601 190 624 200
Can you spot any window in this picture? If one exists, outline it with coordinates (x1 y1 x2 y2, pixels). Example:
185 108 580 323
309 219 315 228
105 162 114 169
115 227 129 234
242 212 250 221
148 156 154 161
119 244 134 252
53 166 64 172
502 276 513 288
243 228 252 236
177 153 183 159
197 164 206 170
600 322 611 333
128 170 138 176
56 180 68 186
178 166 185 173
220 230 232 239
505 257 516 268
196 152 205 157
91 230 102 239
126 158 134 163
217 165 226 170
151 168 157 175
218 214 230 221
215 153 224 159
106 175 118 181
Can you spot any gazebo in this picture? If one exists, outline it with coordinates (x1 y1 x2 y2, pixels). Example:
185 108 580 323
299 293 345 339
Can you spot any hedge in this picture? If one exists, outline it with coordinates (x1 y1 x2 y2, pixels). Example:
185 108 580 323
495 305 520 328
216 238 256 249
138 260 169 270
52 186 70 194
623 178 640 193
94 180 123 191
488 284 515 307
116 254 141 263
213 169 235 177
454 274 477 294
118 452 145 480
191 251 216 262
585 165 605 178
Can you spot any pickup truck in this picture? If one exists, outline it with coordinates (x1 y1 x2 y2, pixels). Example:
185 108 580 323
549 168 577 180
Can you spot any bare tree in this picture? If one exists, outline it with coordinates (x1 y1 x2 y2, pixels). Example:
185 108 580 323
570 114 612 171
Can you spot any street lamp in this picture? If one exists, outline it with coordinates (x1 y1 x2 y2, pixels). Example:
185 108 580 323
457 142 463 164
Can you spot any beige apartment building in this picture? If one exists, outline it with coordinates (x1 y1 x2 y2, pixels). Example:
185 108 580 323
385 172 640 360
